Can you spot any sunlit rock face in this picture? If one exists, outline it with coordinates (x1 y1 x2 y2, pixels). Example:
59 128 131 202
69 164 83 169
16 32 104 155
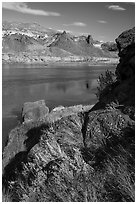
22 100 49 123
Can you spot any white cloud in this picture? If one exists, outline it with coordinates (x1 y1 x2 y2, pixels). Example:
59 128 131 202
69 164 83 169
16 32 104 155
107 5 126 11
97 20 107 24
72 22 86 26
64 22 86 27
2 2 61 16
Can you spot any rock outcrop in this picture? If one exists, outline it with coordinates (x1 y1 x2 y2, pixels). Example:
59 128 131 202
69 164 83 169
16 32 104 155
86 35 94 44
101 42 118 51
49 31 115 58
2 27 135 202
115 27 135 80
22 100 49 123
97 27 135 115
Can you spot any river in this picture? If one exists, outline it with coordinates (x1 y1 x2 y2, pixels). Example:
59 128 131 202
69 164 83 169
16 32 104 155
2 63 116 149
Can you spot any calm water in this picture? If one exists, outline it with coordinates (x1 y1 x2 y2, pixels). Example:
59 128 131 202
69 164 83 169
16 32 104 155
2 63 115 149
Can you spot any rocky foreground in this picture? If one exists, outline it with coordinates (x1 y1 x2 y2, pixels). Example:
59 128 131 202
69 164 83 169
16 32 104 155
2 27 135 202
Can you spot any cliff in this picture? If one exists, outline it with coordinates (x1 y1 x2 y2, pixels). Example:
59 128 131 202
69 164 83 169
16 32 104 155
48 31 112 58
2 27 135 202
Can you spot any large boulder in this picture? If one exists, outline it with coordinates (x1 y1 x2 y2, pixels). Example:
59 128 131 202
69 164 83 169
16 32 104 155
22 100 49 123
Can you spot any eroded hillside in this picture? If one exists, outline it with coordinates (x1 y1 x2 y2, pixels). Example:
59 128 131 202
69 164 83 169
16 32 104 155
2 21 118 64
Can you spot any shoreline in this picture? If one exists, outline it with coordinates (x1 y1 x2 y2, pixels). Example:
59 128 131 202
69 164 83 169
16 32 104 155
2 52 119 66
2 58 119 67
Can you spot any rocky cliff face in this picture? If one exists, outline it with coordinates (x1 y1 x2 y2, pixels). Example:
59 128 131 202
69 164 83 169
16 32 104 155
96 27 135 115
49 31 115 58
2 27 135 202
114 27 135 109
116 27 135 81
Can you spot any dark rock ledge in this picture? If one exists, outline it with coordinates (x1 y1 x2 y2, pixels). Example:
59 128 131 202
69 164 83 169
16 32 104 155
2 27 135 202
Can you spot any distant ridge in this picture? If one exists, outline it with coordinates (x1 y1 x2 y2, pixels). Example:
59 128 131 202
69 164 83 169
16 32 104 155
2 21 118 63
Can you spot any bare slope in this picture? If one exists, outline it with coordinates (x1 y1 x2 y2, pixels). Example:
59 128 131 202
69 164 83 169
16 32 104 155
49 31 114 57
2 21 118 63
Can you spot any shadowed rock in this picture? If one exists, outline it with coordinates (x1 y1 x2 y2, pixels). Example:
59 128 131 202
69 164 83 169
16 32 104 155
97 27 135 111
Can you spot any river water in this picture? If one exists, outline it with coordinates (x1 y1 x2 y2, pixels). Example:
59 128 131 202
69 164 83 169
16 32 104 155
2 63 116 149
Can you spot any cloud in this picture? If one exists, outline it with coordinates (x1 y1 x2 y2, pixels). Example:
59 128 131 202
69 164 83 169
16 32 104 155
72 22 86 26
63 22 86 27
107 5 126 11
2 2 61 16
97 20 107 24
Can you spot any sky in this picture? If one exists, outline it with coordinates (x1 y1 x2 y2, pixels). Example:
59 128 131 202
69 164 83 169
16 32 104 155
2 2 135 42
